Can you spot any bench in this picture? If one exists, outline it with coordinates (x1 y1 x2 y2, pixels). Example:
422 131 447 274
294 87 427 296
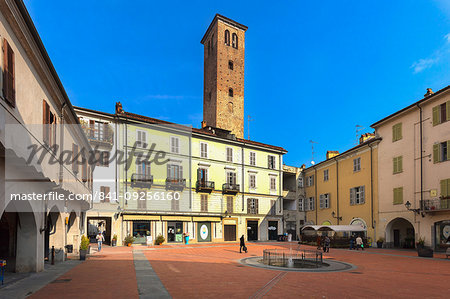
446 247 450 259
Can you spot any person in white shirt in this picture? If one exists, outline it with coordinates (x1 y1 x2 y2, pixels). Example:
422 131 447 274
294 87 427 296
96 232 105 252
356 236 364 250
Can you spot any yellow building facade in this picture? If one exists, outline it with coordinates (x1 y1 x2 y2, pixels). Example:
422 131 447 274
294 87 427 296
301 137 380 245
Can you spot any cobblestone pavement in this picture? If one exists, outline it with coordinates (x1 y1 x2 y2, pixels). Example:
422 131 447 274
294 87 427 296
20 242 450 299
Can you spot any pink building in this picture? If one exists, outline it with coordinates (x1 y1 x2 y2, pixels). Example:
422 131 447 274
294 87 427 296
372 86 450 250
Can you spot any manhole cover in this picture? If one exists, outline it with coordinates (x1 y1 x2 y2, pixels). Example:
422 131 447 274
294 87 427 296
51 278 72 283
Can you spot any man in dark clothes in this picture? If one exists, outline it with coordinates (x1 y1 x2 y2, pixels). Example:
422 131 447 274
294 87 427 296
240 235 247 253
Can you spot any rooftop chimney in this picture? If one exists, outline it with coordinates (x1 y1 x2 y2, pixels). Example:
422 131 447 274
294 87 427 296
326 151 340 160
201 120 207 128
424 88 434 97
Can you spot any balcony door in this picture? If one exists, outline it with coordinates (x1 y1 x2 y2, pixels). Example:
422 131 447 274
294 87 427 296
198 168 208 183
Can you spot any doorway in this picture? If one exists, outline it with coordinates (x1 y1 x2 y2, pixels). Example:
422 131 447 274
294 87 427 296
168 221 183 242
224 225 236 241
393 229 400 247
247 221 258 241
268 221 278 241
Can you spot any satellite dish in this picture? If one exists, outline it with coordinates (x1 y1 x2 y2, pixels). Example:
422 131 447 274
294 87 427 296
311 161 315 165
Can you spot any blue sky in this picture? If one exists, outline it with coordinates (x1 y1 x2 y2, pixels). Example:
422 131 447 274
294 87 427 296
25 0 450 167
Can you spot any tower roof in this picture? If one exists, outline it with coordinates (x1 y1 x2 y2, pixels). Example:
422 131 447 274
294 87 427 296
200 14 248 44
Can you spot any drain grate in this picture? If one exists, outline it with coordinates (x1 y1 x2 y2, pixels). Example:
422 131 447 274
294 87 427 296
51 278 72 283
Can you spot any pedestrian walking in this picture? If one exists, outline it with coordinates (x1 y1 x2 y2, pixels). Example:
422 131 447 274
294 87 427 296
240 235 247 253
316 235 322 250
356 236 364 250
349 235 355 250
96 231 105 252
324 236 331 253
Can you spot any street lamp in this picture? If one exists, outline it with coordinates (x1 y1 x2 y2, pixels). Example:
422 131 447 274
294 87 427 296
331 211 342 221
404 201 421 214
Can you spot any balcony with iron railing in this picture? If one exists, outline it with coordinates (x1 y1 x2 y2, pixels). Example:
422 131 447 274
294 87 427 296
165 177 186 191
131 173 153 188
222 183 240 194
421 197 450 212
196 180 215 193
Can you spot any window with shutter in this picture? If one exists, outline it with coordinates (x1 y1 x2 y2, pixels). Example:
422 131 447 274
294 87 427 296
171 137 180 153
319 194 324 209
268 155 276 169
393 156 403 174
249 174 256 189
201 194 208 212
2 39 15 107
200 142 208 158
250 152 256 166
298 198 304 211
447 101 450 123
432 105 440 126
350 188 356 205
226 147 233 162
227 196 233 213
392 123 402 142
393 187 403 205
441 179 450 198
270 177 276 190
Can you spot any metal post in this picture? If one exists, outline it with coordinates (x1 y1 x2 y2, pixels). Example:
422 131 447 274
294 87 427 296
51 246 55 265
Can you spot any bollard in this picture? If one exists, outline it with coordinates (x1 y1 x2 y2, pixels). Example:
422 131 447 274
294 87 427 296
51 246 55 265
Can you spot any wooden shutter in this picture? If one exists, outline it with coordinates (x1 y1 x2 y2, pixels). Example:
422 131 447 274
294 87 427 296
360 186 365 203
446 101 450 122
319 195 324 209
433 144 440 163
350 188 355 205
255 199 259 214
247 199 251 214
393 157 398 174
432 106 440 126
398 156 403 172
393 187 403 205
3 39 15 107
448 141 450 161
441 179 449 198
145 163 151 177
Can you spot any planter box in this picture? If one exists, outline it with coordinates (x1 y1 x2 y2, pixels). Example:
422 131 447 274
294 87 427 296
111 239 117 247
417 248 433 258
80 249 88 260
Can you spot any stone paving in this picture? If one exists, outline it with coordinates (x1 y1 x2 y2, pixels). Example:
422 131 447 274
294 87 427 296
2 243 449 298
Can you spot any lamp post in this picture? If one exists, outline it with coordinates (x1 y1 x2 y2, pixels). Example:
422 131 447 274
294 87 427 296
404 201 421 214
331 211 342 221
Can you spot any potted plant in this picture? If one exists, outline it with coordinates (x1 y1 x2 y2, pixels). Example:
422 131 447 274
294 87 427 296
111 234 118 247
124 235 134 247
416 237 433 258
376 237 385 248
80 235 90 260
154 234 165 245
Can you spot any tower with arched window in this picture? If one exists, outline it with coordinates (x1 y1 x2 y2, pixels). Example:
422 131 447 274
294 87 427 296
200 14 247 139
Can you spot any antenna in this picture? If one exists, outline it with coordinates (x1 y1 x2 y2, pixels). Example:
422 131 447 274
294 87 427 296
356 125 364 145
309 140 318 165
247 115 254 140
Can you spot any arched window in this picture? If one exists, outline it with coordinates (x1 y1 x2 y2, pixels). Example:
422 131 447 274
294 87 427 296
229 88 233 97
224 30 230 46
232 33 238 49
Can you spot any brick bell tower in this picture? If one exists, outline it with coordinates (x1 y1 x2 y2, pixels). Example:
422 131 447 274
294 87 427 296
201 14 247 139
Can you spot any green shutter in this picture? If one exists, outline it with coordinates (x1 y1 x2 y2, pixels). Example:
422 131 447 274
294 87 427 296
393 157 397 174
392 124 397 142
398 156 403 172
447 101 450 122
433 144 440 163
432 106 440 126
448 141 450 161
398 123 402 140
441 179 448 198
393 187 403 205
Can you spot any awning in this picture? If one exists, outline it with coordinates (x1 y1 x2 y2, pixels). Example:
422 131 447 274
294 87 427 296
162 216 192 221
193 217 221 222
123 215 160 221
301 225 366 232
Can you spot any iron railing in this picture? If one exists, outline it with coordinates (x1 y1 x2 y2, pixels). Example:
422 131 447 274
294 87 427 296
421 198 450 212
222 183 240 194
131 174 153 188
165 178 186 190
196 180 215 192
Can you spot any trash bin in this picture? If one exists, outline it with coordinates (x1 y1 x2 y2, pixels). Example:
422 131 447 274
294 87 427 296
65 244 73 253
